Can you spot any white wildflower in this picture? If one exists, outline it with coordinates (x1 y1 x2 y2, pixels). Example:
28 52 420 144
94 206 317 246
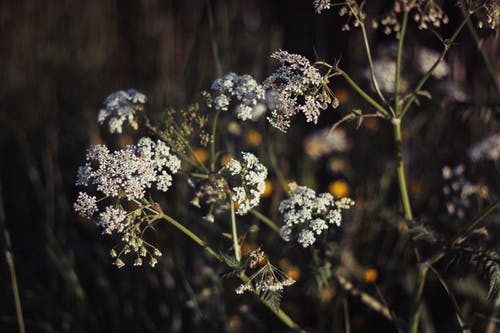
97 89 147 134
208 73 265 120
96 206 127 235
75 138 180 202
313 0 331 14
73 192 98 218
279 182 354 247
226 152 268 215
265 50 335 132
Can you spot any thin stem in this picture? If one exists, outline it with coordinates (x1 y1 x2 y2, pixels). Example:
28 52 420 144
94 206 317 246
229 195 241 262
393 121 413 220
409 266 429 333
210 109 221 172
452 199 500 246
160 213 304 332
336 274 393 322
400 14 470 119
0 183 25 333
160 213 223 261
348 4 389 109
395 9 410 116
338 69 391 118
250 209 281 233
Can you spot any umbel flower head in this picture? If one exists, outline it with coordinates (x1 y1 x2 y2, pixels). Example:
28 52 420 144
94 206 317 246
279 182 354 247
75 138 181 201
97 89 147 134
204 72 265 121
264 50 339 132
225 152 268 215
74 137 180 267
188 152 268 220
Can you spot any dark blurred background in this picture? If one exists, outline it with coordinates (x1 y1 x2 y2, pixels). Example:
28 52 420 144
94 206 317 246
0 1 499 332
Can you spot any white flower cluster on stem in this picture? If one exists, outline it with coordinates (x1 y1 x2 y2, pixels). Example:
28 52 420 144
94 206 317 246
206 73 265 121
264 50 334 132
225 152 268 215
73 137 179 268
279 182 354 247
75 137 180 201
97 89 147 134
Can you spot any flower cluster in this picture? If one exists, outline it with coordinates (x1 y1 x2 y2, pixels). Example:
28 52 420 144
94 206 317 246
226 152 268 215
205 73 265 121
471 0 499 29
75 138 181 201
442 165 478 220
74 138 180 267
416 47 449 79
279 182 354 247
468 133 500 162
265 50 338 132
313 0 331 14
97 89 147 134
235 249 295 295
412 0 449 30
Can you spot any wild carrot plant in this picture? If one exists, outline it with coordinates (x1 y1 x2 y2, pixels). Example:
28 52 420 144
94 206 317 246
74 1 500 331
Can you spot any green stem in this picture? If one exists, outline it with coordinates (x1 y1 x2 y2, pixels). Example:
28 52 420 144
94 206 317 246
160 213 304 331
393 121 413 220
161 213 223 261
400 14 470 119
210 109 221 172
348 4 390 109
395 9 409 116
229 195 241 262
451 199 500 245
0 182 25 333
409 266 429 333
250 209 281 233
338 70 391 118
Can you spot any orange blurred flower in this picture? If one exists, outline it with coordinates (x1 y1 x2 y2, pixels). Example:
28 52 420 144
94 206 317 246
364 268 378 284
328 179 351 197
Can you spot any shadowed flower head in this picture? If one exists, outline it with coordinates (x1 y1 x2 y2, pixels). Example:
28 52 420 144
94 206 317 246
265 50 338 132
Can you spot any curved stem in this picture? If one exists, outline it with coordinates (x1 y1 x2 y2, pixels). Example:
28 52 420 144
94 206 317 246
250 209 281 233
338 69 391 118
160 213 304 331
347 4 389 109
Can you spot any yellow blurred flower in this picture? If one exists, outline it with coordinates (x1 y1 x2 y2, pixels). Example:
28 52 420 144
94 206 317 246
245 129 263 147
262 180 273 198
193 148 208 164
364 268 378 284
328 179 350 197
